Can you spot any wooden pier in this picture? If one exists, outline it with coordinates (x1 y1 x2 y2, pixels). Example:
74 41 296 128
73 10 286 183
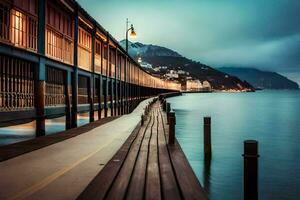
78 101 207 200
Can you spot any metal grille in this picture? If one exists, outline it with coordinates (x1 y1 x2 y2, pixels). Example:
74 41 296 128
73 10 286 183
0 55 34 111
45 66 65 106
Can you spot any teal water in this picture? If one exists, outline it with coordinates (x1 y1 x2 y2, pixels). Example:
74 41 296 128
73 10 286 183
167 90 300 200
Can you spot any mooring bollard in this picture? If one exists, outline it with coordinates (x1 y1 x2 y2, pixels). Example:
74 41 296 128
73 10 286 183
204 117 212 160
166 103 171 124
163 100 167 111
141 115 144 126
243 140 259 200
168 111 176 144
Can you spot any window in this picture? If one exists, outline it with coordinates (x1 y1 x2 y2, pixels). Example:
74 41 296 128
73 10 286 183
46 3 73 38
8 8 37 51
45 3 73 64
28 16 37 50
78 27 91 70
0 2 9 41
95 40 101 55
78 28 91 50
11 9 27 48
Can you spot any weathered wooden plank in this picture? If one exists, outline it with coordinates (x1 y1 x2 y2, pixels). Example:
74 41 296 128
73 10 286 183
157 108 181 200
125 112 154 200
145 108 162 200
162 112 208 200
77 120 144 200
104 113 154 199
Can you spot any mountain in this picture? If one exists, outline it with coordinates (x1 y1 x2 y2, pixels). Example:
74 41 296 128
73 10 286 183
119 40 182 57
218 67 299 90
119 40 254 91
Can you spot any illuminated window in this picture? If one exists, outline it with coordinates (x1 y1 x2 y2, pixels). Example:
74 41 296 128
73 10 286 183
9 9 37 51
78 27 91 71
11 9 27 48
45 3 73 64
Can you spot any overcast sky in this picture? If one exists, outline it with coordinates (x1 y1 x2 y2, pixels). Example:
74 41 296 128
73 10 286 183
77 0 300 84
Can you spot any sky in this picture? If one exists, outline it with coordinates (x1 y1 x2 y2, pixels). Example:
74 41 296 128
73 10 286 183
77 0 300 84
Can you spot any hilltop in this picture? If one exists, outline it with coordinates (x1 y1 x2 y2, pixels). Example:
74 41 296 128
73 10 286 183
119 40 254 91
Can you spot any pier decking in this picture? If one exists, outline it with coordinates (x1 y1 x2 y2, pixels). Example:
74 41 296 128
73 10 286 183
78 101 207 200
0 98 154 200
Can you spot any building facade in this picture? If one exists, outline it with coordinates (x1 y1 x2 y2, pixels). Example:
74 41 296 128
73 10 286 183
0 0 180 135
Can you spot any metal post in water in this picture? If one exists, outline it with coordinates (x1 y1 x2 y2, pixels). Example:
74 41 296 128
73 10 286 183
204 117 212 159
243 140 259 200
168 111 176 144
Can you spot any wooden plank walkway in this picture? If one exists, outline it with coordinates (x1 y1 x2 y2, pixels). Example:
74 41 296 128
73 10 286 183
78 101 207 200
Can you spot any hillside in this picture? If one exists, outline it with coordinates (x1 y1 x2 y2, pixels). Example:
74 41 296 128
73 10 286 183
219 67 299 90
119 40 254 91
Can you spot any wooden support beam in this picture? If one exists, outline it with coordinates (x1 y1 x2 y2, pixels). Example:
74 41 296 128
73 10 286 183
35 0 46 137
65 71 72 129
35 58 46 137
114 48 118 116
98 75 102 120
37 0 45 55
104 78 108 118
90 25 96 122
71 6 79 128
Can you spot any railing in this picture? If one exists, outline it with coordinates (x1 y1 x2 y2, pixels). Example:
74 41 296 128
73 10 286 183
78 88 88 104
0 55 34 111
45 67 65 107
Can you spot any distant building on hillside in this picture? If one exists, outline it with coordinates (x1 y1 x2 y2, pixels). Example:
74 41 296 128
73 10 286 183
186 80 203 91
165 70 179 79
182 79 212 92
140 62 152 69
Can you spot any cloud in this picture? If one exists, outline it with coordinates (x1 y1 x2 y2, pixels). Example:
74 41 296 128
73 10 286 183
199 34 300 72
77 0 300 76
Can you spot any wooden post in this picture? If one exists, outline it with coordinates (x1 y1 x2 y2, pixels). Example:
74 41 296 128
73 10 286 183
35 60 45 137
71 5 79 128
36 0 46 137
65 71 72 129
89 77 94 122
141 115 144 126
98 75 101 120
243 140 259 200
110 79 114 117
166 102 171 124
104 78 108 117
163 99 167 111
204 117 212 159
90 24 96 122
168 111 176 144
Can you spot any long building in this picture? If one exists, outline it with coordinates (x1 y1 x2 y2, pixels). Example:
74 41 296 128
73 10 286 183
0 0 180 136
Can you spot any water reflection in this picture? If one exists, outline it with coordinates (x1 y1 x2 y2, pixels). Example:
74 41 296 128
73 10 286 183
203 157 211 196
77 112 90 127
45 116 66 135
168 91 300 200
0 121 35 146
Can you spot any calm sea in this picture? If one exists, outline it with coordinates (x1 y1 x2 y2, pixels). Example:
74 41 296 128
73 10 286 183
167 90 300 200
